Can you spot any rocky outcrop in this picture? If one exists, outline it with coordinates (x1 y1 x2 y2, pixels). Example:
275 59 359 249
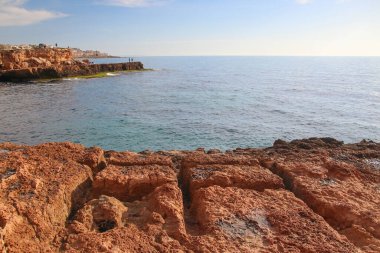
0 62 144 82
0 48 72 70
261 139 380 252
0 138 379 252
0 48 144 82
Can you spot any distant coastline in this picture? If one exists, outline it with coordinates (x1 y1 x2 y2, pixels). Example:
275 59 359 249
74 55 121 59
71 47 122 59
0 44 144 82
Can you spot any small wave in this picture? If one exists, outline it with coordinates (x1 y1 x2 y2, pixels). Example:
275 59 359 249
62 78 80 81
270 109 287 114
106 73 120 76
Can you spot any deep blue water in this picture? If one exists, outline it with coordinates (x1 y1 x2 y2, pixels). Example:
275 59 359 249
0 57 379 151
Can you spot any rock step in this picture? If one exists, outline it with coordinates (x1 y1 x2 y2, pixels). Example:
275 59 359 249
0 138 379 252
0 62 144 82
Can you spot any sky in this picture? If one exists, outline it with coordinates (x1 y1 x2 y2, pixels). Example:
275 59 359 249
0 0 379 56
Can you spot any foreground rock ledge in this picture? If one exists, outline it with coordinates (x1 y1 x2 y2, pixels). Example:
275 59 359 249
0 138 379 252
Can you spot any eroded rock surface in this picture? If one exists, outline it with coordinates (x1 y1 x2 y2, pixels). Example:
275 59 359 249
181 153 284 197
261 139 380 252
190 186 355 252
0 48 144 82
0 138 379 252
0 48 72 70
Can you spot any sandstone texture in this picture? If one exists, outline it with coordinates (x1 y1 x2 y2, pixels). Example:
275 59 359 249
0 138 379 252
0 48 144 82
0 48 72 70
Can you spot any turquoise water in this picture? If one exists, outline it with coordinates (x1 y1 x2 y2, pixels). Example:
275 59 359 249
0 57 379 151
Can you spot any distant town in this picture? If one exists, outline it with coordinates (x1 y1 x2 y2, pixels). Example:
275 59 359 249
0 43 119 58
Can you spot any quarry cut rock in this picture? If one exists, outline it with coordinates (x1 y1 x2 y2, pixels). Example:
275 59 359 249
0 138 379 252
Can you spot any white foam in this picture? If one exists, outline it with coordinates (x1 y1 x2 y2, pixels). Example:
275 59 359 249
62 78 80 81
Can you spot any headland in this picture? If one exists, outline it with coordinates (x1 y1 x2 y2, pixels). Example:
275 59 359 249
0 44 144 82
0 138 379 252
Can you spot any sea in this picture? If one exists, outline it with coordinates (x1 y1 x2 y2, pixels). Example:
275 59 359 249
0 56 379 151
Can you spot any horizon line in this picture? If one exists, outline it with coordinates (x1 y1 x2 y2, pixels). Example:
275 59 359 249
118 55 380 57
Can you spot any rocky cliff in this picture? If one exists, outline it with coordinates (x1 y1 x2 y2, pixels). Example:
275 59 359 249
0 48 144 82
0 48 72 70
0 138 379 252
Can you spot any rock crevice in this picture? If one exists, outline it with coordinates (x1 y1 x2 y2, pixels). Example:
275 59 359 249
0 138 379 252
260 139 380 252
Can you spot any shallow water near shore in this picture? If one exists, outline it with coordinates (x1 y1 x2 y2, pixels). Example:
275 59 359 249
0 56 379 151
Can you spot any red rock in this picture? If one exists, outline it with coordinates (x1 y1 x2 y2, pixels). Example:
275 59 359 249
190 186 356 252
65 226 184 252
0 139 379 252
93 164 177 201
105 150 173 167
68 195 128 233
182 163 284 198
0 143 95 252
67 183 187 251
263 139 380 252
0 48 144 82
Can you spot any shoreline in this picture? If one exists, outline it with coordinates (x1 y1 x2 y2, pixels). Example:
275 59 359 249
1 137 379 252
0 48 144 82
0 62 145 82
0 68 154 84
74 56 122 59
30 68 154 82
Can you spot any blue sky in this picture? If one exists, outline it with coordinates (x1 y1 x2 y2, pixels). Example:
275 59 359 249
0 0 379 56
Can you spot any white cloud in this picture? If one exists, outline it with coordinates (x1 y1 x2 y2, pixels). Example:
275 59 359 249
98 0 170 7
0 0 67 27
295 0 313 4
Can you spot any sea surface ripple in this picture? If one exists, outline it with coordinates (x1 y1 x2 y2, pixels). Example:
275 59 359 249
0 56 379 151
